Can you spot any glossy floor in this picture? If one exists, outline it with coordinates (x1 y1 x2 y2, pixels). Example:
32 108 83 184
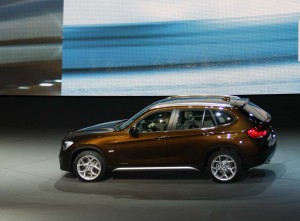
0 127 299 221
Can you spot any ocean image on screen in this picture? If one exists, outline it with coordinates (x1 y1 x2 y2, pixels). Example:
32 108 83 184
62 1 300 95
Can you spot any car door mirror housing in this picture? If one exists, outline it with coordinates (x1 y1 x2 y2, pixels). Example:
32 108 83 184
129 127 139 137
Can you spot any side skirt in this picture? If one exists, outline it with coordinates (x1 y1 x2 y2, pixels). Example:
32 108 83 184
112 166 200 172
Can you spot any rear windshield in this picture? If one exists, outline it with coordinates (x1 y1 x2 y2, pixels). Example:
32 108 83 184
241 102 271 123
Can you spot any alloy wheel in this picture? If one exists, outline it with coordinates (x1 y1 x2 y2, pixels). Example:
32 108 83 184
210 154 237 182
76 155 101 181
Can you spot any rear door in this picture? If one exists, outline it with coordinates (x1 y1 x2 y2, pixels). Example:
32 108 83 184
166 109 217 165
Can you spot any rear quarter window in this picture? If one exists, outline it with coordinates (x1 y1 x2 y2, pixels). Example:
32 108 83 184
212 110 234 125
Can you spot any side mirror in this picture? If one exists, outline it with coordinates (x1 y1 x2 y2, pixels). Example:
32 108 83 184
129 127 139 137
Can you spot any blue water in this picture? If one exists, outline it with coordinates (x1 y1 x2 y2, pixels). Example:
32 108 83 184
62 61 300 95
62 13 300 95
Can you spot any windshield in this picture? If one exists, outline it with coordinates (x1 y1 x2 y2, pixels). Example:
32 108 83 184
115 104 152 131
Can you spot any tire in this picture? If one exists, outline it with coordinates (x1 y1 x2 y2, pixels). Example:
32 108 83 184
208 150 242 183
73 151 106 182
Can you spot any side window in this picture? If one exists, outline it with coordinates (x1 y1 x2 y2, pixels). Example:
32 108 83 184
212 110 233 125
202 110 216 128
136 111 171 133
175 110 204 130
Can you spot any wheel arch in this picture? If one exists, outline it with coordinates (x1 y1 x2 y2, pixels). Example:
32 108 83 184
201 144 243 170
70 145 106 172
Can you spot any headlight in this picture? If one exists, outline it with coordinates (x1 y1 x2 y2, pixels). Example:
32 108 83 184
62 141 73 151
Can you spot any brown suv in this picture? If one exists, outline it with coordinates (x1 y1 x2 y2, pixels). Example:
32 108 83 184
59 95 276 183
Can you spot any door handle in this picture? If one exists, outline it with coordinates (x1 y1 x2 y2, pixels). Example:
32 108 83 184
155 136 167 140
203 132 214 136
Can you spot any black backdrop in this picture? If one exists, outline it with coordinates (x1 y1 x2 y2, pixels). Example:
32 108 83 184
0 95 299 130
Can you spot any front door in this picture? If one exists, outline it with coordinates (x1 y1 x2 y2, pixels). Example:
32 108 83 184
115 110 172 166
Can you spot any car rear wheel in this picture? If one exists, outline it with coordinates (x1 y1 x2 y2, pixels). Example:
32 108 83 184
208 150 241 183
73 151 106 182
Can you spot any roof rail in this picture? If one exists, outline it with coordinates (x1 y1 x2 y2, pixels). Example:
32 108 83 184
165 94 240 101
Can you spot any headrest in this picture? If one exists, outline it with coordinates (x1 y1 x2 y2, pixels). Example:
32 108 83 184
184 111 194 120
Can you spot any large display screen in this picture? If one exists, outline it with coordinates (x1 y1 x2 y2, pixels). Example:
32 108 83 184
0 0 63 95
62 1 300 95
0 1 299 95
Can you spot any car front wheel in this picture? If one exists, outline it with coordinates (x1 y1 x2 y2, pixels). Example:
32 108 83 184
73 151 106 182
208 150 242 183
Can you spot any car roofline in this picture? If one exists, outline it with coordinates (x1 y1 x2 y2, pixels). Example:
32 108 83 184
165 94 240 100
148 95 249 110
150 102 232 110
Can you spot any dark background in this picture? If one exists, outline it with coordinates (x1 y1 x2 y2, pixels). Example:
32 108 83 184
1 95 300 221
0 94 298 130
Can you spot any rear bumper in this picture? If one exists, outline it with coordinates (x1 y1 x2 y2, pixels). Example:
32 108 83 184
243 141 276 169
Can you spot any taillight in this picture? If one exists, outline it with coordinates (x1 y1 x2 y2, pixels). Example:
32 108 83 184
247 127 268 139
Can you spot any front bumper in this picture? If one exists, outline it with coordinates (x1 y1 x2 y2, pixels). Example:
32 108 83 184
59 150 72 172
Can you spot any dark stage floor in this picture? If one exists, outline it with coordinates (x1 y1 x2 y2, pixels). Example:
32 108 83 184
0 127 299 221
